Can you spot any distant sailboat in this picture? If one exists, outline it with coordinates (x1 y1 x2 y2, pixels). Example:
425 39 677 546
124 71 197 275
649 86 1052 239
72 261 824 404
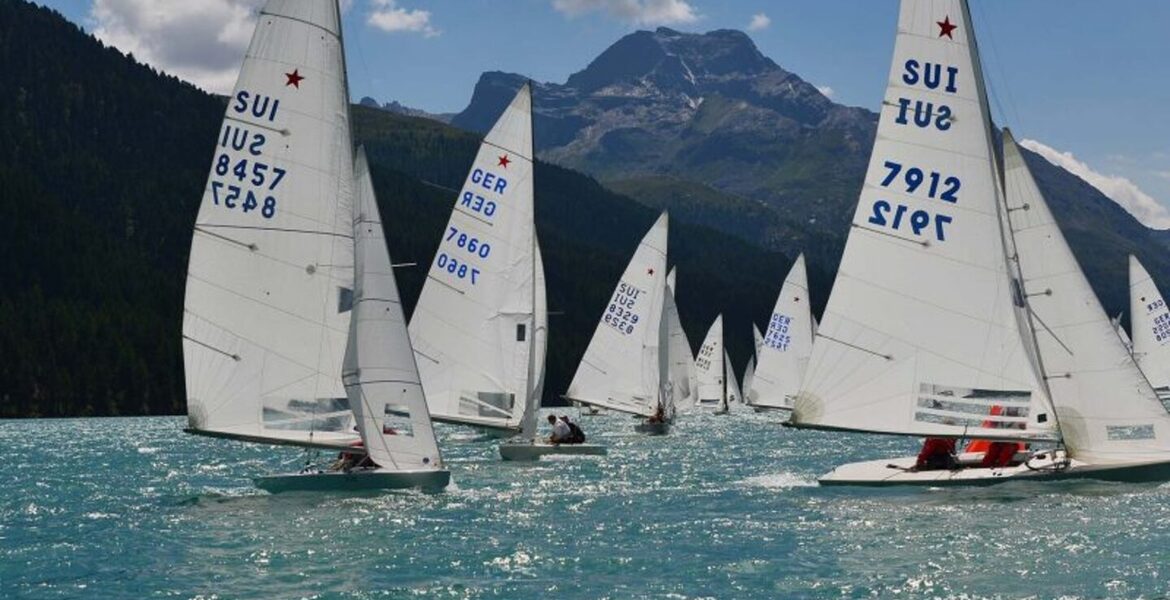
792 0 1170 486
409 85 540 436
741 355 755 404
1129 256 1170 400
695 315 732 414
748 254 815 413
183 0 447 490
565 213 672 433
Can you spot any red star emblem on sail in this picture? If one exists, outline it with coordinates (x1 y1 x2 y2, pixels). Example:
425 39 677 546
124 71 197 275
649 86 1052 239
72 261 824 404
937 16 957 39
497 154 511 168
285 69 304 88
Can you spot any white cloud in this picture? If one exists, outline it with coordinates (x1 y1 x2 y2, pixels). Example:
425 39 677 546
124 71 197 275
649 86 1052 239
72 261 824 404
551 0 699 26
816 85 834 99
1021 138 1170 230
747 13 770 31
89 0 263 94
367 0 439 37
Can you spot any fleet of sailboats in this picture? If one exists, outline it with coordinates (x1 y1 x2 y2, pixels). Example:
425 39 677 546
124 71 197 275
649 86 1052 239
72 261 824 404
179 0 1170 492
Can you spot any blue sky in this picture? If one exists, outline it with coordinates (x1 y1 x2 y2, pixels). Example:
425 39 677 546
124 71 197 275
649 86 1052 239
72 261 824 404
37 0 1170 226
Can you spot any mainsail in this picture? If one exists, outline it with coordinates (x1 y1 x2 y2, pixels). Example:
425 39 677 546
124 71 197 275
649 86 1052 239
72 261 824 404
409 85 537 432
566 213 669 417
695 315 727 409
1004 131 1170 463
792 0 1058 441
343 149 444 470
183 0 360 449
751 254 815 410
1129 256 1170 394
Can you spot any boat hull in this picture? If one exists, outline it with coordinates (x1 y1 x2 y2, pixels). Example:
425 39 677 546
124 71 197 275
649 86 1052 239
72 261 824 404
634 421 670 435
819 454 1170 487
498 441 607 461
255 468 450 493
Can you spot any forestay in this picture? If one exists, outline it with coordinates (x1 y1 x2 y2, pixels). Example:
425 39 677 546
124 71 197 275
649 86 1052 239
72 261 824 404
1129 256 1170 393
520 240 548 440
566 213 669 417
792 0 1057 441
1004 131 1170 463
343 150 444 470
410 85 537 432
183 0 359 448
752 254 815 410
695 315 726 407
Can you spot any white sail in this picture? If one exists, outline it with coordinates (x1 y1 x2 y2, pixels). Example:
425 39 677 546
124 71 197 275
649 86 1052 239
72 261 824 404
753 324 765 356
792 0 1058 441
343 149 444 470
752 254 816 410
1129 256 1170 393
724 349 742 404
519 240 548 440
664 267 696 411
409 85 536 432
1004 131 1170 463
695 315 726 409
742 356 756 400
658 284 677 420
183 0 360 449
566 213 669 417
1114 313 1134 354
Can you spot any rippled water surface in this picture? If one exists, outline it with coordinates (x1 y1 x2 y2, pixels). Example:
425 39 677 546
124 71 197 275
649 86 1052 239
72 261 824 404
3 412 1170 599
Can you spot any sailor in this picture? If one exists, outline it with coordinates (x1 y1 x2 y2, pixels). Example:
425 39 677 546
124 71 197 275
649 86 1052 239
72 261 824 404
560 415 586 444
646 403 666 424
980 441 1020 468
915 437 957 471
548 414 571 444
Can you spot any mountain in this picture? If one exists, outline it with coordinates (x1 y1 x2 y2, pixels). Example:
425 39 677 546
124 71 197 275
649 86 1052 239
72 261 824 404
452 27 1170 317
0 1 795 417
358 95 453 123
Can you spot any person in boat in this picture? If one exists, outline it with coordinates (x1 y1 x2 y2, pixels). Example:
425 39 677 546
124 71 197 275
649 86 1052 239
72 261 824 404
548 413 571 444
915 437 957 471
331 441 377 471
560 415 586 444
646 403 666 424
980 440 1021 468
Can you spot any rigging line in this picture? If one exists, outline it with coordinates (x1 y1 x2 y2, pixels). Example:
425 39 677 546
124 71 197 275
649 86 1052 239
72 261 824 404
421 180 460 193
1028 305 1076 357
224 114 289 136
815 333 893 361
197 223 354 240
481 139 533 163
194 226 257 251
850 223 930 248
183 335 241 361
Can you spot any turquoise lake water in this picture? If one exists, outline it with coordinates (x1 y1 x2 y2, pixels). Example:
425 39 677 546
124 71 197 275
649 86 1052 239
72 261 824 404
3 411 1170 599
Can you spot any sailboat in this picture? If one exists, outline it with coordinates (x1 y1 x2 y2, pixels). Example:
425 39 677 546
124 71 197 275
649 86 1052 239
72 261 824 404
182 0 447 491
409 85 541 437
665 267 698 413
791 0 1170 486
748 254 815 413
743 324 763 402
695 315 733 414
565 213 673 434
1129 256 1170 400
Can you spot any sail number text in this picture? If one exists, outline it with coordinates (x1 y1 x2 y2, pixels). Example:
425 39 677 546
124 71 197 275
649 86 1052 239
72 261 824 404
604 283 643 335
867 161 958 242
765 313 793 351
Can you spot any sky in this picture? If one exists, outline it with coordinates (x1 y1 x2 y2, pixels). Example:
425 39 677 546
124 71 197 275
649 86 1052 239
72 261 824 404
35 0 1170 228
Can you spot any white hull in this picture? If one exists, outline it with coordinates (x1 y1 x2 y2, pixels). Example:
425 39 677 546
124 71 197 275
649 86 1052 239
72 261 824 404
255 468 450 493
499 441 607 461
819 452 1170 487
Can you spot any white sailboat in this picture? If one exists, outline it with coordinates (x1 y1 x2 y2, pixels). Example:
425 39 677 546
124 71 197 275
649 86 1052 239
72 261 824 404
741 355 755 404
792 0 1170 486
1129 256 1170 400
695 315 732 414
748 254 815 413
183 0 447 490
257 151 449 491
409 85 539 436
499 239 607 460
665 267 698 413
724 349 742 406
565 213 672 433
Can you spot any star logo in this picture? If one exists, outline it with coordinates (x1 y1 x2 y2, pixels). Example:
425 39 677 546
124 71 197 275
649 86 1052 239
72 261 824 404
794 297 801 303
937 16 957 39
285 69 304 88
647 268 655 276
497 154 511 168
